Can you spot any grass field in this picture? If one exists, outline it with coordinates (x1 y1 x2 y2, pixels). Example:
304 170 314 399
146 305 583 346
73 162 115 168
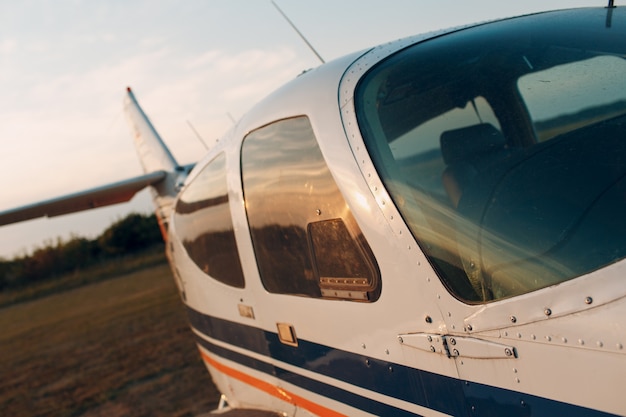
0 263 219 416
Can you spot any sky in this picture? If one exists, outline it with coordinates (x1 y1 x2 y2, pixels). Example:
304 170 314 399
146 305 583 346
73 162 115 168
0 0 605 259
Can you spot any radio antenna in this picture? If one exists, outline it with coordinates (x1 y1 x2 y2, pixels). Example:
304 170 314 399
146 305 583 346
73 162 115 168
186 120 209 150
271 0 325 64
606 0 616 27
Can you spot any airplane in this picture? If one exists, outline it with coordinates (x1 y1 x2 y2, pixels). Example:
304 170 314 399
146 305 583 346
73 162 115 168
1 4 626 416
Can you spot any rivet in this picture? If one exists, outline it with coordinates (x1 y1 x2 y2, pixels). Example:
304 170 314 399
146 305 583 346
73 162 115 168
452 349 460 356
504 331 508 337
505 348 513 356
361 343 366 349
365 359 370 366
546 336 552 342
544 308 552 316
449 337 456 345
618 343 623 350
388 366 393 373
425 316 432 323
466 324 473 331
385 349 390 355
516 378 520 383
430 346 436 352
517 333 522 339
513 368 518 373
578 339 585 345
561 337 567 343
597 341 604 348
585 296 593 305
315 209 322 216
427 335 432 342
520 400 526 407
531 334 536 340
397 336 404 344
510 316 517 323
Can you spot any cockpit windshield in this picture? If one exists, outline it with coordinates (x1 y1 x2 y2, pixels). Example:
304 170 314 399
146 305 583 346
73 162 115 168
355 8 626 302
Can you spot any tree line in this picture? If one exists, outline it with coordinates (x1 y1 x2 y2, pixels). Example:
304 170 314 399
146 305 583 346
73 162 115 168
0 213 163 291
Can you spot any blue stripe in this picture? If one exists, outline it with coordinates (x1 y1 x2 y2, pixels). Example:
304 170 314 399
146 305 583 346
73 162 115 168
187 306 618 417
194 336 424 417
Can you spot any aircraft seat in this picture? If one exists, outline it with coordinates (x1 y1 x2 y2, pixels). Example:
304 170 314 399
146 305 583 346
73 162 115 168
440 123 506 207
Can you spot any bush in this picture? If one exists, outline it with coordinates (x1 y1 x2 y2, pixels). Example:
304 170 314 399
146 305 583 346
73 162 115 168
0 213 164 291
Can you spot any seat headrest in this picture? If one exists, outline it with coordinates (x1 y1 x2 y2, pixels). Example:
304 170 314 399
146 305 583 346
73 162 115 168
440 123 506 165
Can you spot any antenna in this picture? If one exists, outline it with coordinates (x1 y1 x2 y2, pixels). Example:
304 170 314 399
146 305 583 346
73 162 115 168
606 0 616 27
271 0 325 64
186 120 209 150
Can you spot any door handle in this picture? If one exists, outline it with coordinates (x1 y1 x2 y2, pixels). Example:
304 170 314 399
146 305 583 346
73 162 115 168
398 333 517 359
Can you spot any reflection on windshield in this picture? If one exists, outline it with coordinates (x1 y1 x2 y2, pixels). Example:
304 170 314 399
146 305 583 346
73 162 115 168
519 55 626 141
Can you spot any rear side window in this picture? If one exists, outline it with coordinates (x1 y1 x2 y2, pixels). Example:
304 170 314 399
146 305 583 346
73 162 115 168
174 153 245 288
241 116 380 301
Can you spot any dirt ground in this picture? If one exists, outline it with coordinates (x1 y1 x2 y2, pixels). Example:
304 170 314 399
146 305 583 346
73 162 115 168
0 264 219 417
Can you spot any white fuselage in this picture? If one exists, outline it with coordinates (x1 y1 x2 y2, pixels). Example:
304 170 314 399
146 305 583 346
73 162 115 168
166 13 626 416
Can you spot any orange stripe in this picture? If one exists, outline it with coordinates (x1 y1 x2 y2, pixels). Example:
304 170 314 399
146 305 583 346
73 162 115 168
199 349 347 417
155 212 169 243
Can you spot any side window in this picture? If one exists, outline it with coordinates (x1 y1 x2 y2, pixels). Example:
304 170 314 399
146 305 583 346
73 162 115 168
241 116 380 301
518 56 626 142
174 153 245 288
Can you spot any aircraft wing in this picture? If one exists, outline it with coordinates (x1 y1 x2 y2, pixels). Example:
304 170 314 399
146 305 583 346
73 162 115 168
0 170 166 226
